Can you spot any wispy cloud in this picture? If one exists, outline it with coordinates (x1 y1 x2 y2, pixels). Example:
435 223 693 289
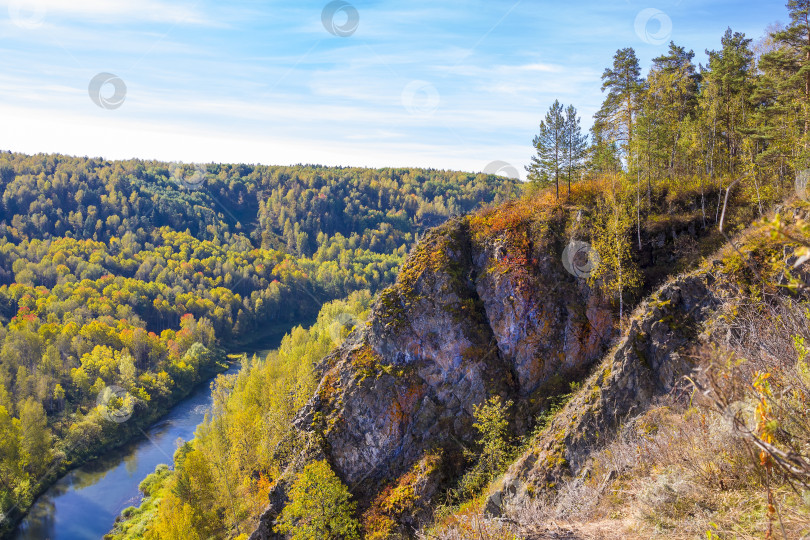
0 0 213 26
0 0 789 175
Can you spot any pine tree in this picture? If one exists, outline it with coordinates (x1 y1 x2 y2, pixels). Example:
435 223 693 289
588 111 622 174
760 1 810 164
701 28 755 175
563 104 588 195
599 48 645 159
526 100 566 199
644 42 700 179
753 44 796 194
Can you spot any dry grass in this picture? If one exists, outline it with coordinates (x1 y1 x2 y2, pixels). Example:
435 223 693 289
429 292 810 539
482 402 807 539
528 293 810 539
417 496 519 540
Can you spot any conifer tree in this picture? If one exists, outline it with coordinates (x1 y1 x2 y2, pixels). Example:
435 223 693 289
648 43 699 173
599 48 645 158
701 28 755 175
563 104 588 195
526 100 566 198
760 1 810 163
588 112 622 174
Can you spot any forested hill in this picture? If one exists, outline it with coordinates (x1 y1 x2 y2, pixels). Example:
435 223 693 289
0 151 519 537
0 152 519 336
0 152 517 251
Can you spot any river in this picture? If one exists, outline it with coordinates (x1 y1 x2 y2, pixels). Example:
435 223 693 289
12 314 315 540
11 322 301 540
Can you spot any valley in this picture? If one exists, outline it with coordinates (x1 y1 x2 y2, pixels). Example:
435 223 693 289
2 1 810 539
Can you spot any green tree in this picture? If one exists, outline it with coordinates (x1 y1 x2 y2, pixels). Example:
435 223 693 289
759 3 810 171
599 47 645 158
763 1 810 153
455 395 514 499
526 100 566 198
276 460 359 540
754 32 796 192
589 176 642 323
637 42 699 195
472 395 513 472
701 28 755 175
588 112 622 174
563 104 588 195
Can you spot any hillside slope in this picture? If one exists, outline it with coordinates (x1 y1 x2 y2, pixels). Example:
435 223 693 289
0 152 517 539
104 178 778 539
431 206 810 538
247 180 761 538
248 211 613 537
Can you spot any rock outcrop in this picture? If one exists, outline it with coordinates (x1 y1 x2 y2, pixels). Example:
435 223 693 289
249 190 736 538
251 201 617 537
488 269 725 514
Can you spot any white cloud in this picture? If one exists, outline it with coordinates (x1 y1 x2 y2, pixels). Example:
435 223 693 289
1 0 212 26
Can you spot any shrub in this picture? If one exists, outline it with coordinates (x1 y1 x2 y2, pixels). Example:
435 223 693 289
275 460 360 540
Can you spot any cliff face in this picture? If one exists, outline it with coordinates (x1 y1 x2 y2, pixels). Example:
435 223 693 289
249 189 727 539
317 215 614 488
488 270 723 514
251 199 618 537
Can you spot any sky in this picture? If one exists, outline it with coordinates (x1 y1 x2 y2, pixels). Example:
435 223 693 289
0 0 789 178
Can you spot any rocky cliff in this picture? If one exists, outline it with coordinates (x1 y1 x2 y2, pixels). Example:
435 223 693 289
250 194 622 537
249 186 746 539
487 269 724 515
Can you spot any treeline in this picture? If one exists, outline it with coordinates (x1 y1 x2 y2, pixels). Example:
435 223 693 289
530 5 810 211
0 153 517 536
256 166 516 256
0 153 517 253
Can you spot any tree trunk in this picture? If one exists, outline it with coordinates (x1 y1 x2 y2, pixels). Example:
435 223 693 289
637 165 642 251
805 14 810 146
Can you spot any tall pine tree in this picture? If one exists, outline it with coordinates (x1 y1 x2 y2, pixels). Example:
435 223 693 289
526 100 566 198
701 28 755 175
761 1 810 163
599 48 645 160
563 104 588 194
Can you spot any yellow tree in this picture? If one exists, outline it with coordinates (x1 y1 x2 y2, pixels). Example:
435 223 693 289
18 398 51 478
145 491 202 540
276 460 359 540
589 176 642 324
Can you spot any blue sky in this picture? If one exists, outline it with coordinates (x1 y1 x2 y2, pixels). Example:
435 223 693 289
0 0 788 177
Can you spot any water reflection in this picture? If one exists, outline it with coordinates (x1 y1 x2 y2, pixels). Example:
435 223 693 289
15 362 242 540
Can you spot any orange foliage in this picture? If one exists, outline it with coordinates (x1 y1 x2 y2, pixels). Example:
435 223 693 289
362 452 442 539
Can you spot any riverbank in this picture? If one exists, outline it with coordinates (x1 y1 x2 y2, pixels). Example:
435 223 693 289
1 350 234 539
225 316 318 358
104 291 374 539
9 305 326 538
13 359 244 540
